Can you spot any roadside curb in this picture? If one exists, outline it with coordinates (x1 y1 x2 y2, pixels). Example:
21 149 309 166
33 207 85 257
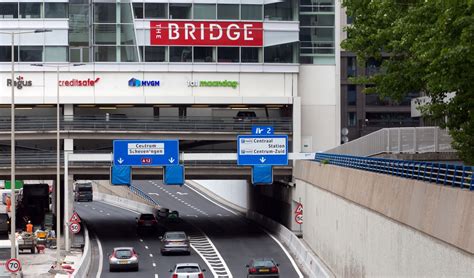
70 224 91 277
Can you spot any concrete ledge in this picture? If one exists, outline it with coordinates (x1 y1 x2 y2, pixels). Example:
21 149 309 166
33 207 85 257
93 192 156 214
71 225 91 278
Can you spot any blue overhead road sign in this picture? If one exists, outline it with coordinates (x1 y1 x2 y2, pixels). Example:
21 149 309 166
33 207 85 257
113 140 179 166
237 135 288 165
252 126 274 135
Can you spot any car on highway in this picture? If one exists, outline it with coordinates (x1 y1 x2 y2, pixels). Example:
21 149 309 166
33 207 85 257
169 263 205 278
108 247 139 272
160 231 190 255
136 213 158 233
246 258 280 277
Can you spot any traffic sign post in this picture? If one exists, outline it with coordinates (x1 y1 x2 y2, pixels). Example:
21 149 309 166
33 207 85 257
294 203 303 215
69 211 81 223
69 222 81 234
295 214 303 225
5 258 21 273
237 135 288 166
113 140 179 166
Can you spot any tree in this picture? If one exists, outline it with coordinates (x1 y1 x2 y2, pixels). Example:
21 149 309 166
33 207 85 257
342 0 474 164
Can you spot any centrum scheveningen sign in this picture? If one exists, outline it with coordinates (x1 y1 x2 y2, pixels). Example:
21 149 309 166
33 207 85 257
113 140 179 166
187 80 239 89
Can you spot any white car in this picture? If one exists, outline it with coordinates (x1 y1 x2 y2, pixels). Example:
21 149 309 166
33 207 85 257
170 263 206 278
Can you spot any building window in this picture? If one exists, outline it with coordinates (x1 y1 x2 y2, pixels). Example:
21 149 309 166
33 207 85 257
45 46 68 62
143 46 166 62
241 47 261 63
347 85 357 106
120 3 134 23
170 46 192 62
348 112 357 127
218 47 239 63
241 5 262 20
121 46 138 62
0 46 18 62
193 47 215 63
94 46 116 62
0 3 18 18
132 3 143 19
264 0 294 21
218 4 239 20
145 3 167 19
347 57 357 77
94 24 117 45
94 3 116 23
45 3 68 18
169 4 192 19
19 46 43 62
20 3 42 19
120 25 136 45
194 4 216 20
264 43 295 63
366 58 382 76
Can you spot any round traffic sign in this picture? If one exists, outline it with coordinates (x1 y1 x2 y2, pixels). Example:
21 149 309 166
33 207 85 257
6 258 21 273
69 222 81 234
295 214 303 225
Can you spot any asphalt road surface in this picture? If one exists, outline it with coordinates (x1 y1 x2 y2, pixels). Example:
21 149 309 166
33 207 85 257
76 181 303 278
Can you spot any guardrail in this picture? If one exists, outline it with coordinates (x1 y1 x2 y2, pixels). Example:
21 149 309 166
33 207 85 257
0 116 292 133
326 127 453 156
315 153 473 191
72 224 91 278
129 184 159 206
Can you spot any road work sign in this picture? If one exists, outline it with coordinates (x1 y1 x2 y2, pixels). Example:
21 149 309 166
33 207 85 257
113 140 179 166
237 135 288 165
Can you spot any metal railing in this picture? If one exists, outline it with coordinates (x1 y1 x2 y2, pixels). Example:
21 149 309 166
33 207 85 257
129 184 159 206
326 127 454 156
0 116 292 133
315 153 473 191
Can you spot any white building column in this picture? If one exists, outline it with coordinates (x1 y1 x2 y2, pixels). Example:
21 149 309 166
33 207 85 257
63 104 74 251
292 97 302 156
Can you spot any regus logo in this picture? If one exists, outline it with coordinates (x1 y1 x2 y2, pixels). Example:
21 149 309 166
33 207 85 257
128 78 160 87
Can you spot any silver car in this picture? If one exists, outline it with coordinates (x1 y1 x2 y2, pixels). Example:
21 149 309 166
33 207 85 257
108 247 139 272
161 231 190 255
169 263 206 278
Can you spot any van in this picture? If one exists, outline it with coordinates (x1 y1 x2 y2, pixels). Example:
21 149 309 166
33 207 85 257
0 240 22 277
234 111 257 121
74 182 93 202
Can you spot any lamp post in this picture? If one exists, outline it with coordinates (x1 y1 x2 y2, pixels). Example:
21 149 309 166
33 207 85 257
0 29 51 261
31 63 84 264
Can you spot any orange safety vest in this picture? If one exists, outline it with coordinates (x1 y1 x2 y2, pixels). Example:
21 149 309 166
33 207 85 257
26 223 33 233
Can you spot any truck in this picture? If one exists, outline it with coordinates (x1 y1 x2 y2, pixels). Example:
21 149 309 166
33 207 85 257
74 182 93 202
17 184 50 228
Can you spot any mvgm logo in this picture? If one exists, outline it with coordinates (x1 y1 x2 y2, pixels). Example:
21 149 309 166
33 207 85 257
128 78 160 87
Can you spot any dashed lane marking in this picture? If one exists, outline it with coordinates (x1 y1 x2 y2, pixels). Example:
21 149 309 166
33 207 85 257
149 254 153 257
145 246 149 249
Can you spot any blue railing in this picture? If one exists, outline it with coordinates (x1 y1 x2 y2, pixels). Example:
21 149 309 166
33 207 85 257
315 153 473 191
129 184 159 206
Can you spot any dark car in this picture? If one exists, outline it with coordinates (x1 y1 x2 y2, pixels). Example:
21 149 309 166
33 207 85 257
160 231 190 255
136 213 158 233
234 111 257 121
108 247 139 272
246 258 279 278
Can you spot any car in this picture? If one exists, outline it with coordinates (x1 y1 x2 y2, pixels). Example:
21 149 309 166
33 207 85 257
246 258 280 277
166 210 180 222
233 111 257 121
136 213 158 233
169 263 205 278
157 207 170 219
108 247 139 272
160 231 190 255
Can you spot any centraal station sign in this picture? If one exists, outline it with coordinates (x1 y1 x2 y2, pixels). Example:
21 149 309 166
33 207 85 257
150 21 263 46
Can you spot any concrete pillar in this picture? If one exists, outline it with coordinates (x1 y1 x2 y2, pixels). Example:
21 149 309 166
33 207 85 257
292 97 302 156
63 104 74 251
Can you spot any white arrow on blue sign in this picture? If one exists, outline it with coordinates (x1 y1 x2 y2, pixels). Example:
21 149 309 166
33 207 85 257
237 135 288 166
113 140 179 166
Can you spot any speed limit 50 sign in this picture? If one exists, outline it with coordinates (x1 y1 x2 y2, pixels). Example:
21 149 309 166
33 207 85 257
5 258 21 273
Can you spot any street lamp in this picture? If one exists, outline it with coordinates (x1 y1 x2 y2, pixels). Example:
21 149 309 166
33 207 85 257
0 29 51 261
31 63 84 264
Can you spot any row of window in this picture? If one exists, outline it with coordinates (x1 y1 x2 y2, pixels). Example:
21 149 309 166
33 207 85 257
0 46 67 62
347 113 418 128
95 2 297 22
345 85 419 106
0 2 68 19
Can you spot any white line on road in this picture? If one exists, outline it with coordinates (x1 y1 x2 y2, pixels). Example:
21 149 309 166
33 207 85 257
99 210 103 213
92 207 96 210
217 214 222 216
184 184 238 216
155 274 158 278
152 263 156 267
106 213 110 216
139 239 143 242
177 192 188 195
148 193 159 196
96 236 104 278
186 215 198 218
145 245 149 249
149 254 153 257
265 231 304 278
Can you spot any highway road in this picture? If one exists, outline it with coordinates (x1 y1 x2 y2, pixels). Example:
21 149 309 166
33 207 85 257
76 181 303 278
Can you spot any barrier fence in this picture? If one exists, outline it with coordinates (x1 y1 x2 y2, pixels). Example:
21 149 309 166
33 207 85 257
129 184 159 206
315 153 473 191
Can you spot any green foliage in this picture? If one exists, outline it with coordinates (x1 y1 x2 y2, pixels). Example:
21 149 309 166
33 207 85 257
342 0 474 164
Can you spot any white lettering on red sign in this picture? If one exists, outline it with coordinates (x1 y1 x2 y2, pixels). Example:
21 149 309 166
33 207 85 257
150 21 263 46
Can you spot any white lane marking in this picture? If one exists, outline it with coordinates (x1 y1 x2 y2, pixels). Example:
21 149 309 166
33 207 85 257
106 213 110 216
96 236 104 278
152 263 156 267
139 239 143 242
186 215 198 218
184 184 238 216
264 231 304 278
176 192 188 195
99 210 103 213
145 245 149 249
148 193 159 196
96 200 140 215
92 207 96 210
84 204 88 207
149 254 153 257
217 214 222 217
154 274 158 278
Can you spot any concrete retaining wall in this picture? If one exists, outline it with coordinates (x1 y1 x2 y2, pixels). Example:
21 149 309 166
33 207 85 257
71 226 91 278
190 180 248 210
294 161 474 277
93 192 155 214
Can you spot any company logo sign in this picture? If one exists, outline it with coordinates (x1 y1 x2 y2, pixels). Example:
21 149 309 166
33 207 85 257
6 76 32 89
58 78 100 87
150 21 263 46
187 80 239 89
128 78 160 87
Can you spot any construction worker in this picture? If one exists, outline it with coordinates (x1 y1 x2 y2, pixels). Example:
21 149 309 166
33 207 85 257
5 196 10 213
26 220 33 233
